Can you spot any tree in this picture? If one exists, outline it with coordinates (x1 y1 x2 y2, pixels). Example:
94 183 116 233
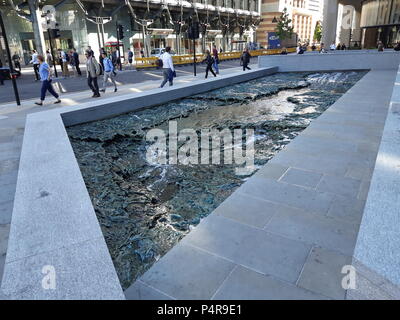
313 21 322 42
275 8 294 41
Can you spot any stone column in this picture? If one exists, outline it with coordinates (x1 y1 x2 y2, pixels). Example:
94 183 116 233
28 0 47 55
351 4 362 45
322 0 339 45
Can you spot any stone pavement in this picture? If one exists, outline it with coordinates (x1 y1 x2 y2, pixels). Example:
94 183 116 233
1 66 397 300
0 63 255 296
125 69 398 300
0 60 242 103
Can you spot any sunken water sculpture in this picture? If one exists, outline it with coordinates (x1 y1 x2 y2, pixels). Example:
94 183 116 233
67 71 366 289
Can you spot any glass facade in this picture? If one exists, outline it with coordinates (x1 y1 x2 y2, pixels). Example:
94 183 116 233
361 0 400 27
0 0 260 65
360 0 400 48
390 0 400 23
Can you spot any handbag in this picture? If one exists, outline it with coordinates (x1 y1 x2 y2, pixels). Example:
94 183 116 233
168 69 175 81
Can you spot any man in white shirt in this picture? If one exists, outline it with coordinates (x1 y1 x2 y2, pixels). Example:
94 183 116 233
330 43 336 51
30 50 40 81
160 47 175 88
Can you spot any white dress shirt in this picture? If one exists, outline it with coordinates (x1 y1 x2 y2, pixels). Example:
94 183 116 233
160 52 174 71
30 53 39 65
61 51 67 63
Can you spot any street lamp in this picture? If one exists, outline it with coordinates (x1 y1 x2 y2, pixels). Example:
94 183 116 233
42 11 59 78
0 11 20 106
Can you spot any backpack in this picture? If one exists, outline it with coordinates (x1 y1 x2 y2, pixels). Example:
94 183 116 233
66 53 70 62
93 59 101 76
156 58 163 68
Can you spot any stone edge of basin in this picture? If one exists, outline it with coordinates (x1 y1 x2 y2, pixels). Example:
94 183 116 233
258 50 400 72
0 67 277 300
349 65 400 300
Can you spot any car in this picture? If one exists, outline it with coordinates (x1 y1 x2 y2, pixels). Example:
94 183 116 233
150 48 176 57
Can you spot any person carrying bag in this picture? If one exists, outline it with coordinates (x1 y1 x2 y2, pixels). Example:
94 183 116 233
85 50 101 98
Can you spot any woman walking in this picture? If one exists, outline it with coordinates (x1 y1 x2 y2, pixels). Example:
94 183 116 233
34 55 61 106
212 45 219 74
203 50 216 79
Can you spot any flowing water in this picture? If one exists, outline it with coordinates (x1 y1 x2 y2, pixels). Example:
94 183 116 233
67 71 366 289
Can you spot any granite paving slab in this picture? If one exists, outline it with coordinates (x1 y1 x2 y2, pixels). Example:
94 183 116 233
213 266 327 300
297 246 351 299
131 69 397 299
140 242 235 300
184 214 312 283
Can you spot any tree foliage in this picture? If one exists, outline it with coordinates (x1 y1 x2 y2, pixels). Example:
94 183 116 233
275 8 294 41
313 21 322 42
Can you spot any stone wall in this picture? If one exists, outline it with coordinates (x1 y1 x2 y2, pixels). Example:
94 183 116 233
258 50 400 72
348 64 400 299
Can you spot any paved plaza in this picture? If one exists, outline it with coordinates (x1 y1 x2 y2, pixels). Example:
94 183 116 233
0 61 243 103
1 52 400 300
0 62 254 297
124 68 399 300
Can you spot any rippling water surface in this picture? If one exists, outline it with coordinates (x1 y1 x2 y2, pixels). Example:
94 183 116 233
67 71 366 289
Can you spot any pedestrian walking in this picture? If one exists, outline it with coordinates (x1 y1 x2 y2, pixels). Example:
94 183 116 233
68 50 76 76
311 43 317 51
46 50 53 66
212 45 219 74
159 46 175 88
240 48 251 71
87 46 95 58
128 48 134 68
116 49 121 70
111 48 121 71
378 41 384 52
58 49 69 78
111 48 120 75
296 44 305 54
203 50 217 78
99 47 106 75
100 52 117 93
34 55 61 106
85 50 101 98
58 49 63 73
72 48 81 76
12 52 21 71
30 50 40 81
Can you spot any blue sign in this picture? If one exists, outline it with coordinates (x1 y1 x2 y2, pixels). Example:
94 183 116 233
267 32 281 49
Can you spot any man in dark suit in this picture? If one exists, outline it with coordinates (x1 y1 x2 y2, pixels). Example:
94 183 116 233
72 48 81 76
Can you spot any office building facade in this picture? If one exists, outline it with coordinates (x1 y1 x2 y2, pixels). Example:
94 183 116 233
0 0 261 65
